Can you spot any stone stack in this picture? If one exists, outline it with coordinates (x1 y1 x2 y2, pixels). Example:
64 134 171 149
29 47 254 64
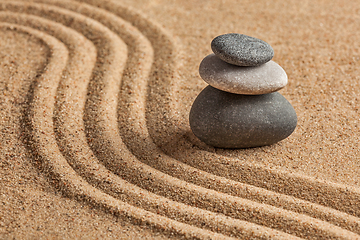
189 33 297 148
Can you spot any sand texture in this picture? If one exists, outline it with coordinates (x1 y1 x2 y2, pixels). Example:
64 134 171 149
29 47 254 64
1 0 360 239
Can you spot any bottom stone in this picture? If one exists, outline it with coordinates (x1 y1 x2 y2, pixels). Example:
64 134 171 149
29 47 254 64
189 86 297 148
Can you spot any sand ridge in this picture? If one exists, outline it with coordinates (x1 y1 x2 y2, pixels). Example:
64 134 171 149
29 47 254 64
0 0 360 239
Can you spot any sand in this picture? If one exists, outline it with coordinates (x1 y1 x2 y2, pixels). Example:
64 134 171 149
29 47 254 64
0 0 360 239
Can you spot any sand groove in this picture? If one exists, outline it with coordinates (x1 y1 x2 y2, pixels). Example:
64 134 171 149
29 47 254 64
1 0 360 239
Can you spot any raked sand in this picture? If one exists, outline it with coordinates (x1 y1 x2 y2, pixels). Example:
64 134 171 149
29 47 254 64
1 0 360 239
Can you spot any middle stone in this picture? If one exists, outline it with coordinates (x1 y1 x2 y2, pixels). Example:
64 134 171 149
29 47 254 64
199 54 288 95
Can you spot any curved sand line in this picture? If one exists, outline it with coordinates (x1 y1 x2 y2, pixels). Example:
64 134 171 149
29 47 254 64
0 0 360 239
0 5 239 240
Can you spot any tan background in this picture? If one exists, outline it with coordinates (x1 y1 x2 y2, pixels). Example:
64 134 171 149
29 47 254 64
1 0 360 239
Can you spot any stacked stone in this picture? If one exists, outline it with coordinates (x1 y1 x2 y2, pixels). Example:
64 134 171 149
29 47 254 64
189 33 297 148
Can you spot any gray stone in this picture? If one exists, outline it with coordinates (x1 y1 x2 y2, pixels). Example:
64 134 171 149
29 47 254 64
199 54 287 95
189 86 297 148
211 33 274 66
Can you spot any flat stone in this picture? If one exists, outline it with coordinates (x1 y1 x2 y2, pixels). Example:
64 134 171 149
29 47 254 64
189 86 297 148
211 33 274 66
199 54 287 95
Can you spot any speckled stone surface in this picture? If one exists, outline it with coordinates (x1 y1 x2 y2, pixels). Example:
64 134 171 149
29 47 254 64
189 86 297 148
211 33 274 66
199 54 288 95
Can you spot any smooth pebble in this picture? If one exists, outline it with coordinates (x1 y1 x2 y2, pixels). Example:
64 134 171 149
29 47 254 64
189 86 297 148
211 33 274 66
199 54 288 95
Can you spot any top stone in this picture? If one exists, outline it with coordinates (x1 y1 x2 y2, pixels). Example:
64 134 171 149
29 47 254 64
211 33 274 66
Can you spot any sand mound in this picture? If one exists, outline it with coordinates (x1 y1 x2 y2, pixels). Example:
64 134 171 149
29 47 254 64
1 0 360 239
